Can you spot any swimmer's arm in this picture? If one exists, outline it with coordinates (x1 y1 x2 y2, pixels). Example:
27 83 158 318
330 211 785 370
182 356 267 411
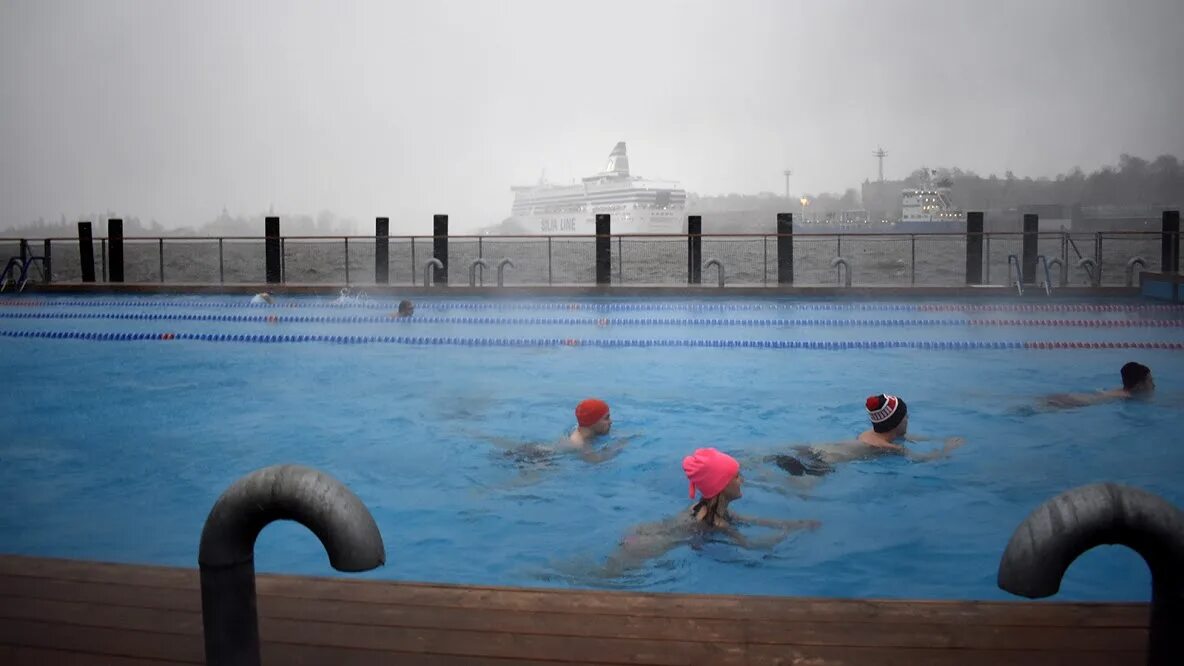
731 513 821 532
902 437 965 462
725 517 820 551
578 439 627 464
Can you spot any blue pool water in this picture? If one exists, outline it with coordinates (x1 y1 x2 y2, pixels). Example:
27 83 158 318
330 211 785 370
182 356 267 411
1 294 1182 601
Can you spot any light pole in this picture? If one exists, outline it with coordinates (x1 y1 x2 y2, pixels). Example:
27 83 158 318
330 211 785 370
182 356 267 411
799 197 809 223
783 169 792 200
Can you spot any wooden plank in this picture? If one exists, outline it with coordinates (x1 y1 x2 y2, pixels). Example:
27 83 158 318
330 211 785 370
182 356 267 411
744 644 1141 666
0 618 204 663
0 556 1149 628
0 587 1146 653
0 644 192 665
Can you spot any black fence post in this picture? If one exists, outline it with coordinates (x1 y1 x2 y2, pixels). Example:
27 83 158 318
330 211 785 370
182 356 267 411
375 217 389 284
687 215 702 284
108 218 124 283
1163 210 1180 274
595 214 611 285
776 213 793 285
42 239 52 282
433 214 448 286
1022 213 1038 285
265 217 281 284
966 211 984 285
78 222 95 282
19 239 28 263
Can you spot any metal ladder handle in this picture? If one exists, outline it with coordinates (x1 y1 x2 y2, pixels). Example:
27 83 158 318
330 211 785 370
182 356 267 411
423 258 443 287
1076 257 1099 287
1007 255 1024 296
496 258 515 287
830 256 851 288
703 258 725 287
1036 255 1053 296
468 258 490 287
1125 256 1147 287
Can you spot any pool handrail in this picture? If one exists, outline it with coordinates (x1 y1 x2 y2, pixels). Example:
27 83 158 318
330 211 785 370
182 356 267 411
998 482 1184 666
1076 257 1100 287
1035 255 1053 296
830 256 852 288
497 258 515 287
468 258 490 287
198 464 385 666
423 258 444 287
1126 256 1147 287
703 258 725 287
1006 254 1024 296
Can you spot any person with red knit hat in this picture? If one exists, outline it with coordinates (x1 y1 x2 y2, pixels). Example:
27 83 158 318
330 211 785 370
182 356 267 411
588 448 819 577
570 398 612 445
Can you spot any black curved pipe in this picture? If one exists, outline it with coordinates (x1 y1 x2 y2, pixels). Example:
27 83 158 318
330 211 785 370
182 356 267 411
198 464 385 666
998 482 1184 666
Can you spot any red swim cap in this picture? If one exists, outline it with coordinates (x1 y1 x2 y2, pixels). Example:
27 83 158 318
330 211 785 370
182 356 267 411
575 398 610 427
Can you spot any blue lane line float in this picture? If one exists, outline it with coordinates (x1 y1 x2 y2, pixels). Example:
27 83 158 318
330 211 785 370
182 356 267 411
1 311 1182 328
2 329 1184 351
5 298 1184 314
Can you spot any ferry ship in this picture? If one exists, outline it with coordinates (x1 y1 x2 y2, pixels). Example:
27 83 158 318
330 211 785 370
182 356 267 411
799 169 967 234
507 142 687 235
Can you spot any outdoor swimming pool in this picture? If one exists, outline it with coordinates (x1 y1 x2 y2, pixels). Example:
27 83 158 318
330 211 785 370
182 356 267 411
1 294 1181 601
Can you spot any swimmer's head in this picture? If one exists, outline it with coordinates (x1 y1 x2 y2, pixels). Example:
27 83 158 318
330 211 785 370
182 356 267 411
575 398 611 434
1121 362 1153 393
867 394 908 435
256 292 274 304
683 447 742 501
398 299 414 317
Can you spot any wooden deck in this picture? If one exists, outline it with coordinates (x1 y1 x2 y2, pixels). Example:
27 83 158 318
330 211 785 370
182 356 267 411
0 555 1147 665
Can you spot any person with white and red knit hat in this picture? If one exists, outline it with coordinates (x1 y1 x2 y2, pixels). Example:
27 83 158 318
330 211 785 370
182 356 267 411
762 393 964 485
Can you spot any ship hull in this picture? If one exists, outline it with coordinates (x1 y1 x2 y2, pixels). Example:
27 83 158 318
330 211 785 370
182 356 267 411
512 210 686 235
797 220 967 235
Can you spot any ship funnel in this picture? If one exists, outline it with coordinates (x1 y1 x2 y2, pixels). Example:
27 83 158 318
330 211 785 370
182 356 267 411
603 142 630 177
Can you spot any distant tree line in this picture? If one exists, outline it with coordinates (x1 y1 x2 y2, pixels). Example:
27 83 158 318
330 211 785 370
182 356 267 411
1 208 359 238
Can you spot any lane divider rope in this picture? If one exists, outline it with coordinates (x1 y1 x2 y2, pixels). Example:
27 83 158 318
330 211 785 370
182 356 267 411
2 329 1182 350
1 312 1182 328
2 298 1182 313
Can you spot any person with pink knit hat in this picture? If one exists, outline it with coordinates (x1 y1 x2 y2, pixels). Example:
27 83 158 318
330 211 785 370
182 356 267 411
590 447 819 577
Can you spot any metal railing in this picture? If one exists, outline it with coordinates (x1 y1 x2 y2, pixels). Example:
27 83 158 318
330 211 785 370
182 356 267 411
3 230 1177 288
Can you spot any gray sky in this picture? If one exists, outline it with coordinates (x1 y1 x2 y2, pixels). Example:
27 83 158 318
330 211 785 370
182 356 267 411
2 0 1182 234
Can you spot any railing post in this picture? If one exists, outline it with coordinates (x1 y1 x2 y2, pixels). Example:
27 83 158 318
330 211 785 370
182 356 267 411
910 234 916 285
42 239 52 282
1022 213 1038 286
1095 232 1103 285
433 214 449 286
985 233 991 284
411 238 417 285
265 216 281 284
78 222 95 283
547 236 553 285
1163 210 1180 274
218 238 225 284
101 238 107 282
477 236 483 286
966 211 984 285
595 214 611 285
776 213 793 285
375 217 389 284
687 215 702 285
159 238 165 283
108 218 124 282
19 239 28 263
344 237 350 285
617 235 623 282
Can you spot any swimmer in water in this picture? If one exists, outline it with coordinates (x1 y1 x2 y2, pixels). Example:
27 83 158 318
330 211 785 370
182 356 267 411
764 394 964 482
388 299 414 318
1039 362 1155 409
250 292 274 305
589 448 819 577
481 398 629 470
